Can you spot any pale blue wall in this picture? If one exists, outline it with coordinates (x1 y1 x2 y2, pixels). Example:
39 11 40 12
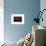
4 0 40 42
40 0 46 27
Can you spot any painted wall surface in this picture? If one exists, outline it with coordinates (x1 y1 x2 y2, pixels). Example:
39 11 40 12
4 0 40 42
40 0 46 27
0 0 4 41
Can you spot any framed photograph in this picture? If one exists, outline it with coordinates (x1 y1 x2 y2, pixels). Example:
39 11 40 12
11 14 24 24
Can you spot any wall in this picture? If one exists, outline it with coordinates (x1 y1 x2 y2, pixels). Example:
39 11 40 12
4 0 40 42
0 0 4 42
40 0 46 27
